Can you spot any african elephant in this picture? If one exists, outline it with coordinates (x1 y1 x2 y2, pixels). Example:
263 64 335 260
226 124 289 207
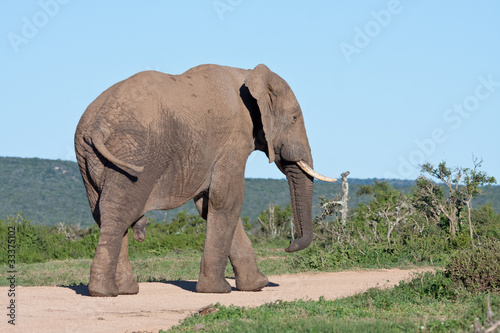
74 64 336 297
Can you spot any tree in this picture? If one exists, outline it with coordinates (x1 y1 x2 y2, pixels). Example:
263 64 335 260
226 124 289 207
460 158 496 248
415 162 462 238
414 159 496 246
313 172 351 245
316 171 350 225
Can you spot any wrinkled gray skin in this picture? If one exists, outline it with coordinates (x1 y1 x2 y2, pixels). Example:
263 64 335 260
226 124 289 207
132 218 147 242
75 64 316 297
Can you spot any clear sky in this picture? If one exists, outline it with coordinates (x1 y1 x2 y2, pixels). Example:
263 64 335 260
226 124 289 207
1 0 499 181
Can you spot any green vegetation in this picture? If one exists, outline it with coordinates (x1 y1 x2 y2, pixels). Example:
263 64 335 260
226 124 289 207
0 212 206 265
167 272 500 332
1 158 500 331
0 214 99 264
0 157 92 226
166 160 500 332
2 156 499 227
447 238 500 293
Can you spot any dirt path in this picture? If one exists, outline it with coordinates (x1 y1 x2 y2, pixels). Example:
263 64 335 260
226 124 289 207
1 268 431 333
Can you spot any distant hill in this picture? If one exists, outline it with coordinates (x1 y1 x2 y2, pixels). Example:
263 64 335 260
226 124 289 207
0 157 498 227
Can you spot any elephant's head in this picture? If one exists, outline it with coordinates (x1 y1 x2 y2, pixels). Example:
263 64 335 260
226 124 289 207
244 64 336 252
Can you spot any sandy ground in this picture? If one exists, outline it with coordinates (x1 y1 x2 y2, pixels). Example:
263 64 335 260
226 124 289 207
1 268 431 333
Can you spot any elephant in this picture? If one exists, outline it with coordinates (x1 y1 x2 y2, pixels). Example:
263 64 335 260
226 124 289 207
74 64 336 297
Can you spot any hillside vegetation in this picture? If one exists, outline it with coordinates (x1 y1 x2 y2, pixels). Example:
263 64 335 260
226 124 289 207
1 156 499 227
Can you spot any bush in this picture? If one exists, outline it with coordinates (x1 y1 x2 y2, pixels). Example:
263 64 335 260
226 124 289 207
128 211 206 258
472 204 500 240
446 238 500 293
0 214 100 264
0 211 206 264
1 214 50 263
393 270 457 301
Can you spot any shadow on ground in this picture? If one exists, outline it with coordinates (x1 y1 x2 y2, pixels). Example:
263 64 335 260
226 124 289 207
59 280 279 296
164 280 279 292
60 279 279 296
61 284 89 296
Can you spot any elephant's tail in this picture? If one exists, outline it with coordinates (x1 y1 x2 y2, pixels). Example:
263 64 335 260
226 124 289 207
90 134 144 175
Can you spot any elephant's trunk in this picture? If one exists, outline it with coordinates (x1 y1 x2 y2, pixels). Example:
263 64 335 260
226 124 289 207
282 161 314 253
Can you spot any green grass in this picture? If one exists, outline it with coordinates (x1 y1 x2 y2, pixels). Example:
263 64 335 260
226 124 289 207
1 237 499 333
0 241 290 287
3 257 498 332
2 205 499 332
0 236 429 288
166 271 500 333
0 240 311 287
0 250 203 287
0 259 92 287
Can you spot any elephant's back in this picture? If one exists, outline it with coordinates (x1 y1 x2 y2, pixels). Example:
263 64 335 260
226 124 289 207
181 64 249 90
78 66 248 130
84 71 169 127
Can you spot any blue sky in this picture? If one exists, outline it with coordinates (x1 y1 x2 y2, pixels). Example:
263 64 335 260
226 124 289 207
1 0 499 181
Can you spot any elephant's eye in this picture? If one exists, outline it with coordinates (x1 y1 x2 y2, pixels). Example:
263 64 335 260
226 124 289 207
292 116 298 124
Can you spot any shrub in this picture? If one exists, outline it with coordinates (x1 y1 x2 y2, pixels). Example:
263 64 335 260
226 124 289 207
0 211 206 265
0 215 101 264
446 238 500 293
392 270 457 301
0 214 50 264
472 204 500 240
128 211 206 258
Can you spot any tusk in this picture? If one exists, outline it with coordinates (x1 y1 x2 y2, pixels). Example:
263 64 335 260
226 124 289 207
297 161 337 182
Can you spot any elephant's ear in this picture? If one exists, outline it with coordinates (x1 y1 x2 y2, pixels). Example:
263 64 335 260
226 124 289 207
244 64 277 163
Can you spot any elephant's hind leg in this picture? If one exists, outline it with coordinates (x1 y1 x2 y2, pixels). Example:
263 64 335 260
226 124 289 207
229 219 269 291
89 224 125 297
115 230 139 295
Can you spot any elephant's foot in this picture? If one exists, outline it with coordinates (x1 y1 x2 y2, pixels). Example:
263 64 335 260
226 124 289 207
88 274 119 297
115 271 139 295
235 271 269 292
196 277 232 293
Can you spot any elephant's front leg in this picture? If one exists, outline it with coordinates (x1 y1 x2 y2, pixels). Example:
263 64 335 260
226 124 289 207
229 219 269 291
196 175 244 293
